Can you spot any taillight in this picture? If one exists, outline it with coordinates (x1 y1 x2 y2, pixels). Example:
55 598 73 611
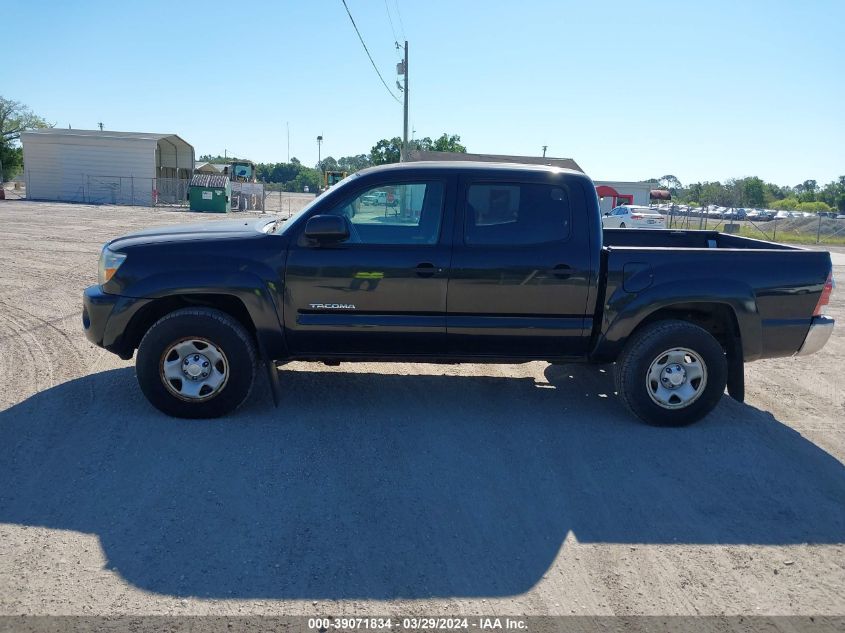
631 214 643 220
814 271 834 316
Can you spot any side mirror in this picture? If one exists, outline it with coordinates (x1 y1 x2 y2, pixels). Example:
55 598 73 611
304 214 350 243
603 212 610 216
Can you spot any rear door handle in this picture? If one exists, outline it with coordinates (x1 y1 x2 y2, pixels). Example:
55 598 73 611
551 264 573 279
415 262 439 278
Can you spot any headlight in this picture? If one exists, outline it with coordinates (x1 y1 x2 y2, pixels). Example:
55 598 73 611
98 247 127 284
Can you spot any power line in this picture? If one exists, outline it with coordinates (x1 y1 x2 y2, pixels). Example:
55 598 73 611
340 0 401 104
384 0 399 47
393 0 406 40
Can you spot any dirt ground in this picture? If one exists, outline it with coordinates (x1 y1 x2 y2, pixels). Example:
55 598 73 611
0 200 843 617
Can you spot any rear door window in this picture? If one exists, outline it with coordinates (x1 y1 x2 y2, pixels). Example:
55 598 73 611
464 183 571 246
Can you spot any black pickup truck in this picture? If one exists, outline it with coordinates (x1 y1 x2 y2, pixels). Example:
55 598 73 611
83 162 835 426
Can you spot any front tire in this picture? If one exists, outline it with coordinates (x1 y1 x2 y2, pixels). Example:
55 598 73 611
619 222 627 228
136 308 257 418
615 320 727 426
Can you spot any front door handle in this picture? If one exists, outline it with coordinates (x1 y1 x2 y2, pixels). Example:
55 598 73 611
415 262 439 278
551 264 573 279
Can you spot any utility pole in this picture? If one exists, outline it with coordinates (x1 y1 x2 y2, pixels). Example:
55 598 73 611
397 40 409 161
317 135 323 170
98 122 104 131
542 145 547 157
403 40 409 160
286 122 290 163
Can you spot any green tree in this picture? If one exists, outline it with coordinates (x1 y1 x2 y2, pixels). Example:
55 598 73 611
795 201 831 213
370 137 403 165
337 154 372 172
370 132 467 165
429 133 467 153
771 198 799 210
293 168 322 193
0 97 50 179
658 174 682 195
794 179 818 203
740 177 765 207
0 144 21 180
684 182 703 204
317 156 339 172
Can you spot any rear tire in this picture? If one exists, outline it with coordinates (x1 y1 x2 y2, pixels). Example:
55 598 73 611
619 222 627 228
615 320 727 426
136 308 257 418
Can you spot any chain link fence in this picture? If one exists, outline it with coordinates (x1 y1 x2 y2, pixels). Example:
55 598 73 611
662 205 845 245
261 185 317 218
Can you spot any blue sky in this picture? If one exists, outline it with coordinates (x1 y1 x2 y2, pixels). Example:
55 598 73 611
6 0 843 185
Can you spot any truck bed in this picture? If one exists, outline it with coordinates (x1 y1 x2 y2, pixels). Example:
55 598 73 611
596 228 833 363
602 228 802 251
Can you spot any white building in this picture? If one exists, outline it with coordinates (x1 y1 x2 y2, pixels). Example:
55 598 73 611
21 129 194 206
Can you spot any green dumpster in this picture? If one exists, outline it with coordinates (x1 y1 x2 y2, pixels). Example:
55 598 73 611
189 174 231 213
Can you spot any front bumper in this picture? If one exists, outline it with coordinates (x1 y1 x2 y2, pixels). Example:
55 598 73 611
795 315 835 356
83 285 118 347
83 285 151 359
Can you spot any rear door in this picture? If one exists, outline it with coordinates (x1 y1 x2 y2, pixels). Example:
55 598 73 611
446 175 593 358
284 175 455 356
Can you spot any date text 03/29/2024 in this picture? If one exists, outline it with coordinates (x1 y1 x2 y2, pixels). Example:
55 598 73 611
307 618 527 631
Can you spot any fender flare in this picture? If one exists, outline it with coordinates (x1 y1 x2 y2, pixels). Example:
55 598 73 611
117 270 287 361
593 278 762 362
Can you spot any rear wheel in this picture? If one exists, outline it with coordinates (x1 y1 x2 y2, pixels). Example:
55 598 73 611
619 222 627 228
615 320 727 426
136 308 257 418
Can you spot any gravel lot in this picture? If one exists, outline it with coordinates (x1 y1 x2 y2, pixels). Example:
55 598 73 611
0 200 843 617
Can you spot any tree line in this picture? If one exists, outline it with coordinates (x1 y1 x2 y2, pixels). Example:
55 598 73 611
199 133 466 193
651 174 845 213
232 133 467 192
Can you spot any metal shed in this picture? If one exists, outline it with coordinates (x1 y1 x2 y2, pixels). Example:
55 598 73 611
21 128 195 206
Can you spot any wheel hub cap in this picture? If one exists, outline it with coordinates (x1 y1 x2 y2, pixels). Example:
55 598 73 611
160 338 228 401
661 363 686 387
646 348 708 410
183 353 210 380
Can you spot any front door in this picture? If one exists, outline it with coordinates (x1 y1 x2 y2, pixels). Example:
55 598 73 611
284 177 453 356
447 177 593 358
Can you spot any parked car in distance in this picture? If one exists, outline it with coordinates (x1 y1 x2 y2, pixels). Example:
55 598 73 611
747 210 774 222
775 210 792 220
721 209 746 221
602 205 666 229
361 190 398 207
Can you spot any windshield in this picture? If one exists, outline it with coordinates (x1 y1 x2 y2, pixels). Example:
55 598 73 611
273 172 361 235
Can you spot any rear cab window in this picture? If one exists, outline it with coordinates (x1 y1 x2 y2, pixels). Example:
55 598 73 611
465 182 572 245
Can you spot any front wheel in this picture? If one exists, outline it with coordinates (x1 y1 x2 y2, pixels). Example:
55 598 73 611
136 308 257 418
615 320 727 426
619 222 627 228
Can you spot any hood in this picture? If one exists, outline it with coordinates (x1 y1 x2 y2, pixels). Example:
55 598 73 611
108 218 274 250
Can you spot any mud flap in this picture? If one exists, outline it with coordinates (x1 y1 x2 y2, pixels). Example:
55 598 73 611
265 360 282 407
726 338 744 402
255 337 282 407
